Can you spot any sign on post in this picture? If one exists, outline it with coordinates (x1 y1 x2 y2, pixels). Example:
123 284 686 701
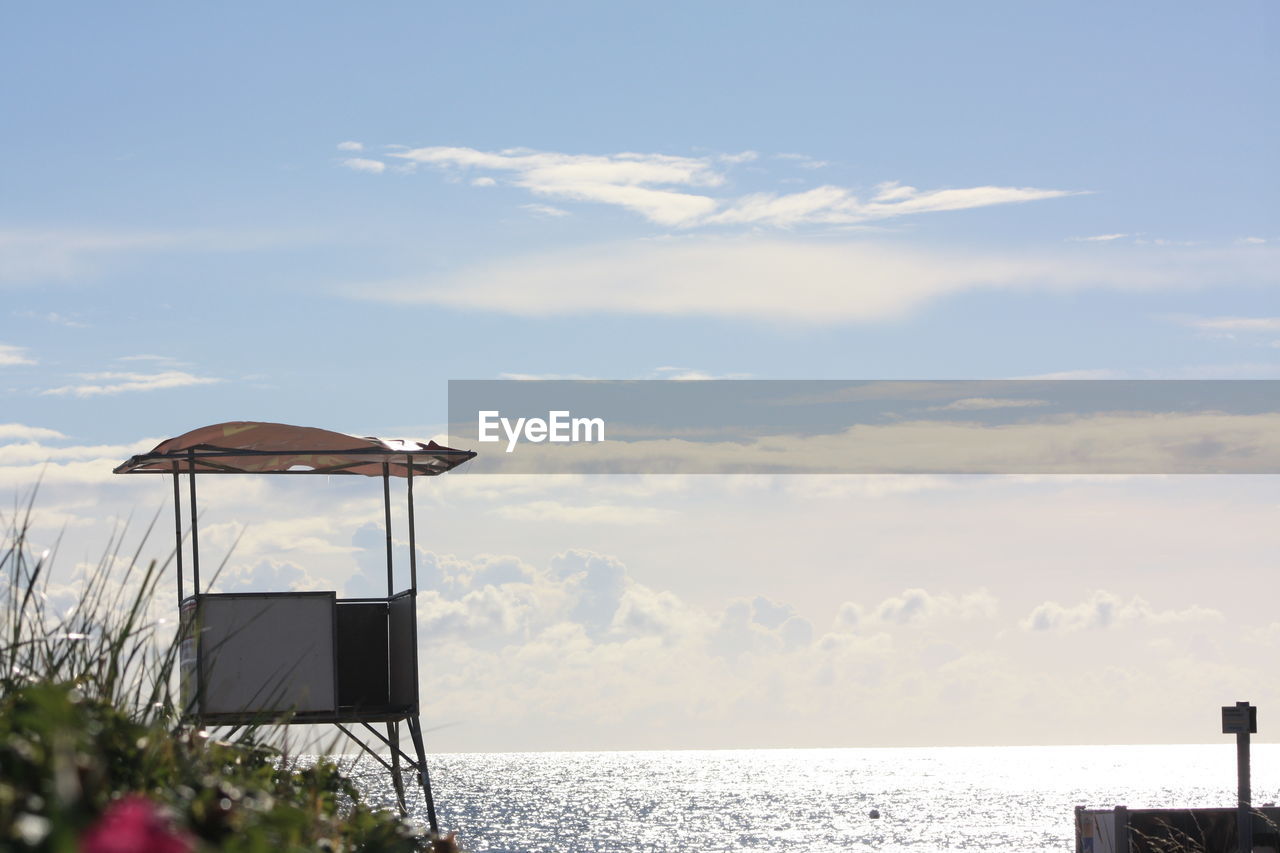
1222 704 1258 734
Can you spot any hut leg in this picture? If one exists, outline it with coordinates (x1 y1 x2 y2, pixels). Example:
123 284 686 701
407 715 440 835
387 721 407 815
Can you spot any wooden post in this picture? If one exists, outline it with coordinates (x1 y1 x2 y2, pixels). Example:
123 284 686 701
1238 701 1252 853
1222 700 1256 853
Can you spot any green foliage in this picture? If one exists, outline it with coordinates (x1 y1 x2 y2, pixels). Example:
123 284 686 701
0 492 436 851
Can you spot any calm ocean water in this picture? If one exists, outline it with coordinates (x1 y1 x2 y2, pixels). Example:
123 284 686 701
341 744 1280 852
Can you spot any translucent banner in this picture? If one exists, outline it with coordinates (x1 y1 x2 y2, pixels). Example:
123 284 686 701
447 380 1280 474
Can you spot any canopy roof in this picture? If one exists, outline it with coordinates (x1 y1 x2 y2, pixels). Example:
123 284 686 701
114 421 475 478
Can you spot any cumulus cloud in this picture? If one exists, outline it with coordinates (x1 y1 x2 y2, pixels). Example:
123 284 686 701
213 558 327 593
40 370 222 397
710 595 814 658
491 500 673 525
381 145 1075 228
871 588 997 625
1021 591 1222 632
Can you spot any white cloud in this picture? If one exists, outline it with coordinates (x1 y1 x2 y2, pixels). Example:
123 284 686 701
342 157 386 174
116 353 190 367
0 343 35 366
871 588 997 625
0 424 66 442
1024 364 1280 379
350 238 1279 325
0 440 151 466
706 181 1078 227
0 228 304 285
1070 233 1129 242
381 145 1075 228
1186 316 1280 333
492 500 673 525
929 397 1049 412
646 366 753 380
775 152 829 169
471 176 496 187
40 370 223 397
336 140 364 152
12 311 88 328
496 371 599 380
521 203 570 218
1021 591 1222 632
391 145 722 226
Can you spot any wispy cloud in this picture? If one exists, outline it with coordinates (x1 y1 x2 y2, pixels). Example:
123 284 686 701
391 146 723 226
13 310 88 328
0 343 35 366
117 353 182 362
929 397 1049 412
349 238 1279 325
1186 316 1280 333
0 228 305 285
521 203 570 218
40 370 222 398
379 145 1078 228
1069 232 1129 242
706 181 1076 228
646 366 753 380
775 152 828 169
341 157 386 174
336 140 364 152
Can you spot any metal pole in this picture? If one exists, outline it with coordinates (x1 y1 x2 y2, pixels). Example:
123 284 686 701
187 450 200 595
407 715 439 834
171 467 184 605
382 463 394 597
186 449 203 726
406 458 417 593
406 456 421 714
388 720 407 815
1238 700 1252 853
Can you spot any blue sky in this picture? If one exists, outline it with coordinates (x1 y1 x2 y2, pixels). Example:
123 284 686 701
2 2 1279 750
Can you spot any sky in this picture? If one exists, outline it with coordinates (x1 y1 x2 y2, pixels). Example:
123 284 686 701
1 2 1279 752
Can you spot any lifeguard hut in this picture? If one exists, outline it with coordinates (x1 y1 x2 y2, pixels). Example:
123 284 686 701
114 421 476 831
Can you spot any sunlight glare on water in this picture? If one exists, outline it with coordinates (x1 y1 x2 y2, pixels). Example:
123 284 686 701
341 744 1280 852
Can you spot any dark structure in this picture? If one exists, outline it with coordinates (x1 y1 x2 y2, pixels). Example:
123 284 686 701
114 421 476 831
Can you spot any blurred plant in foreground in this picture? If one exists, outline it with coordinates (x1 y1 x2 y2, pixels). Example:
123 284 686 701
1 491 455 852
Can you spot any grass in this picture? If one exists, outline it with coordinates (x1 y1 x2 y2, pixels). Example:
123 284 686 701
0 489 456 852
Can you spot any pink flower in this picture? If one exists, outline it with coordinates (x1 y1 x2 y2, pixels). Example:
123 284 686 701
80 795 193 853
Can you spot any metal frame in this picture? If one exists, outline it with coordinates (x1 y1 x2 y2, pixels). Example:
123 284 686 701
163 447 450 831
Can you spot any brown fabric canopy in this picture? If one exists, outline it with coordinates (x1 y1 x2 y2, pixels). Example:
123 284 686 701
114 421 475 477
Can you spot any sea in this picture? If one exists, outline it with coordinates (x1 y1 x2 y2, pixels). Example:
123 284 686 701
338 744 1280 852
